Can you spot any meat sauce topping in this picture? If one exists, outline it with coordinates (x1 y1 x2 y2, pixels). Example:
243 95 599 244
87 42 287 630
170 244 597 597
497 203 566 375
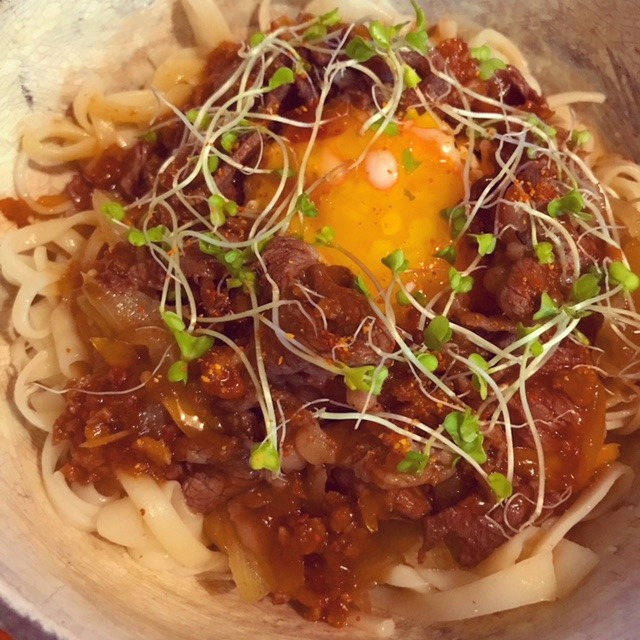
46 18 622 627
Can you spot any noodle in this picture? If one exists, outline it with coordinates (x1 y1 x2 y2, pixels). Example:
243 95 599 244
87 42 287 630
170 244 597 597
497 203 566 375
1 0 640 632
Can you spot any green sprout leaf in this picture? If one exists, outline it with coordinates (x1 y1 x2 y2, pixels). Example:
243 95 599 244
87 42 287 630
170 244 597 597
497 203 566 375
209 194 238 224
319 8 340 26
441 205 467 238
127 225 168 247
175 332 214 362
411 0 427 30
414 291 428 306
250 32 266 48
469 353 491 400
402 148 422 173
516 322 540 339
572 273 601 303
199 233 220 256
435 244 457 265
573 329 590 346
397 449 429 474
471 45 492 62
342 364 389 396
228 269 257 293
396 289 411 306
162 311 186 333
224 249 243 269
471 233 497 256
416 352 438 373
315 226 335 246
443 409 487 464
535 241 555 265
295 192 319 218
186 109 212 129
449 267 474 294
346 36 376 62
487 472 513 500
530 340 544 357
533 292 560 321
250 440 280 472
516 323 544 357
209 194 225 211
101 201 126 222
209 208 226 227
369 21 397 49
140 130 158 143
609 261 640 293
167 360 188 384
571 129 592 147
527 114 557 139
470 45 507 80
478 58 507 80
403 64 422 89
368 117 400 137
273 167 297 179
423 315 452 351
405 29 429 54
269 67 295 91
355 274 372 298
221 131 238 153
207 154 220 174
547 188 586 219
304 23 328 41
382 249 410 275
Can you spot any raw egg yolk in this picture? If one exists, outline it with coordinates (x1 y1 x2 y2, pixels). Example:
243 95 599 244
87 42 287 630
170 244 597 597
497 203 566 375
247 104 465 295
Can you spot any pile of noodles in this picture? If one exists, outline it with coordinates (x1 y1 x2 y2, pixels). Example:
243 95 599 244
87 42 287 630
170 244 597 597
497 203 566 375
2 0 640 635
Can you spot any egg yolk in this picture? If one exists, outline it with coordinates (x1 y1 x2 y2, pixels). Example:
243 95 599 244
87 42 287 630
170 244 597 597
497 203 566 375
246 104 465 296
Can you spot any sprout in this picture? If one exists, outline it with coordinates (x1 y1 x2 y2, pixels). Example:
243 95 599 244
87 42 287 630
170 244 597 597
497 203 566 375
488 472 513 500
346 36 376 62
397 449 429 474
315 226 335 246
342 364 389 396
403 64 421 89
533 292 560 321
449 267 474 294
102 201 126 222
472 233 497 256
168 360 188 384
295 192 319 218
443 409 487 464
250 440 280 472
547 189 587 219
382 249 410 275
423 316 452 351
269 67 295 91
470 45 507 80
402 148 422 173
535 242 555 265
609 261 640 293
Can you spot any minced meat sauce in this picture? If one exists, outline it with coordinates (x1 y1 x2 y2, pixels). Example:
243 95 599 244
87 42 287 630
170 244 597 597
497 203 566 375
47 23 614 626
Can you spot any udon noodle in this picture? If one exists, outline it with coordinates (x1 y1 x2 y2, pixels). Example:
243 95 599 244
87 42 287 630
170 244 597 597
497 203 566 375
2 0 640 633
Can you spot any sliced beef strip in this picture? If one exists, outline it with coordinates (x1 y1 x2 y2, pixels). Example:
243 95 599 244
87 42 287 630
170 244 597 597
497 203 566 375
261 237 394 368
420 494 508 566
182 468 261 515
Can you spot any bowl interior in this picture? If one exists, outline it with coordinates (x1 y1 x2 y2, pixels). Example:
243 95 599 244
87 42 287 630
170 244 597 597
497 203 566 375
1 1 639 638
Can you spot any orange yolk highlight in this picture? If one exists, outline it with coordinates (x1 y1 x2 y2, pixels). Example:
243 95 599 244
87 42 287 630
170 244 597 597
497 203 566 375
247 105 465 295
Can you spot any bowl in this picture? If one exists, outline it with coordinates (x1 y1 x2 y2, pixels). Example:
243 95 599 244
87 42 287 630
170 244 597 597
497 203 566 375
1 0 639 638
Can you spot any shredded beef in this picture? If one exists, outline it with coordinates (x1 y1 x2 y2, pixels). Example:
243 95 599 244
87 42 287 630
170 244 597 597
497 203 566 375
261 237 394 368
420 494 508 566
182 468 260 515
